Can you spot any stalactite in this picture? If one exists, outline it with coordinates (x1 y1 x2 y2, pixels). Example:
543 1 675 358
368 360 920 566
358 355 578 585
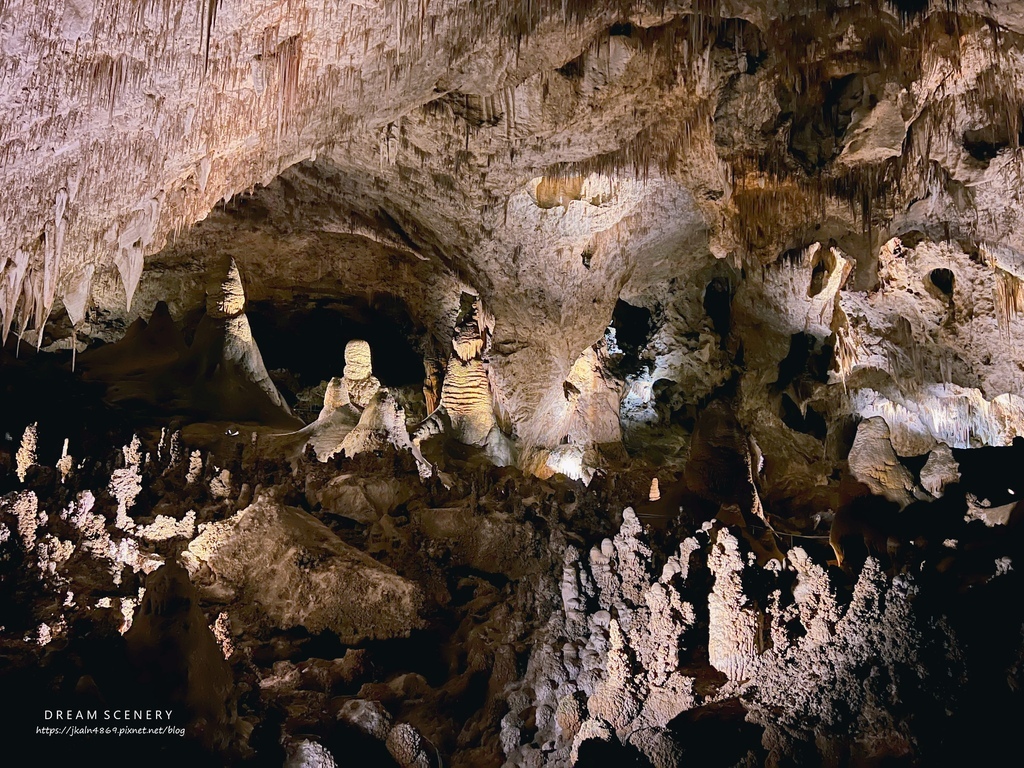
995 269 1024 338
0 247 29 343
201 0 223 69
832 303 857 391
276 34 304 141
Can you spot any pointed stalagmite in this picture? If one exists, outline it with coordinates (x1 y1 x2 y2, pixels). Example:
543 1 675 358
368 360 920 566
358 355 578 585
208 258 247 319
208 259 294 416
16 423 38 483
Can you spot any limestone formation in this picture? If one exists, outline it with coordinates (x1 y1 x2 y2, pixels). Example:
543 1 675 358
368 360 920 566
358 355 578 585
125 561 238 748
208 260 247 319
209 259 293 416
386 723 434 768
284 740 338 768
319 377 350 416
5 1 1024 765
342 339 382 408
441 356 497 446
920 444 962 499
55 438 72 482
15 423 37 483
504 507 967 767
847 417 920 508
343 339 374 382
109 435 143 530
183 495 425 642
707 528 758 682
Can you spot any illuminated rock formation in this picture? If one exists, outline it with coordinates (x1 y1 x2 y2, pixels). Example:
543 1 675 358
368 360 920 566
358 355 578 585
342 339 381 409
6 2 1024 765
847 417 921 508
15 423 38 483
204 259 293 417
440 313 499 448
183 495 425 643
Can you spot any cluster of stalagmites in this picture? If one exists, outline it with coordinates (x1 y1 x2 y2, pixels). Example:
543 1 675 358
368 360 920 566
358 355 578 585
501 510 964 767
0 417 437 758
3 421 430 627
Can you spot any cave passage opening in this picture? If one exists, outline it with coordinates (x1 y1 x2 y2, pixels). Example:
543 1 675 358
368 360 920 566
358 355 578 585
609 299 654 375
245 294 427 398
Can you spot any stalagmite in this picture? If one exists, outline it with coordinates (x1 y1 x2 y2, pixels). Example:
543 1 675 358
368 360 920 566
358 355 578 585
55 438 72 482
16 423 38 483
208 259 294 416
341 339 381 408
3 2 1024 765
439 313 499 448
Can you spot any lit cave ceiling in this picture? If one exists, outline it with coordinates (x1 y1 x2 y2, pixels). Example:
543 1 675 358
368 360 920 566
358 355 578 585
4 1 1024 767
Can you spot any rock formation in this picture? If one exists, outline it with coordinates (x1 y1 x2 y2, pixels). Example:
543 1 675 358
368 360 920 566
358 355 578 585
440 313 500 448
341 340 382 409
5 1 1024 764
184 495 425 642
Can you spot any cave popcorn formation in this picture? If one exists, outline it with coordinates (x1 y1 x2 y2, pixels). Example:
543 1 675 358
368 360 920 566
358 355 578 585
4 1 1024 766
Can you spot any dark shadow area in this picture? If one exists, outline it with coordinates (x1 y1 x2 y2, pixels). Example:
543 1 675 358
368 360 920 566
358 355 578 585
952 437 1024 507
0 340 135 493
929 267 955 297
703 277 733 344
780 393 827 440
667 698 765 766
247 295 425 391
608 299 654 376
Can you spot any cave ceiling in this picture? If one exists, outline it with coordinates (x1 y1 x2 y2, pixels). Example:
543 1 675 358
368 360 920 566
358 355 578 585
8 3 1024 766
6 2 1024 451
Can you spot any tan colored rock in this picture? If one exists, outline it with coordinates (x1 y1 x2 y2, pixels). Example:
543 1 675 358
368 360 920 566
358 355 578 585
15 422 37 483
221 314 293 415
411 504 541 579
207 259 246 319
441 357 496 446
336 699 392 741
588 618 643 731
184 495 424 642
847 417 918 508
3 490 40 549
707 528 758 682
386 723 433 768
109 434 143 530
920 444 961 498
343 340 374 381
452 323 484 362
136 510 197 542
314 475 412 525
284 740 338 768
345 375 383 410
333 340 381 410
55 438 72 482
336 392 411 458
966 496 1017 527
319 377 350 416
649 478 660 502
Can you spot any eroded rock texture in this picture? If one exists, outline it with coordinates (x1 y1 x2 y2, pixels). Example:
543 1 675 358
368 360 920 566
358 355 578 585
5 0 1024 766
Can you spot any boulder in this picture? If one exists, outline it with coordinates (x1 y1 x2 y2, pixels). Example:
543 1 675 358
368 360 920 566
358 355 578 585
184 496 424 642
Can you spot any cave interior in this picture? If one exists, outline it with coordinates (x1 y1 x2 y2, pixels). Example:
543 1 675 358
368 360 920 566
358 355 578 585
4 1 1024 766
